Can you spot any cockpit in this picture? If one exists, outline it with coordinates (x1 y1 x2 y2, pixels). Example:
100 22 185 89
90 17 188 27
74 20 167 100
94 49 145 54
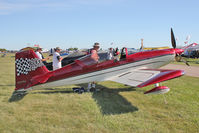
45 47 141 71
45 52 109 70
120 47 141 59
74 52 111 67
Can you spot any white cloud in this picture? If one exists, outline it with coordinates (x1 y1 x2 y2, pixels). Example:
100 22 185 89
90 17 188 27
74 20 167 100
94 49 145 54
0 0 124 15
0 1 31 14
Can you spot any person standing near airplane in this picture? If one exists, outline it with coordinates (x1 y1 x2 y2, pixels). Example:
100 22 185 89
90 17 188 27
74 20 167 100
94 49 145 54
114 47 120 61
87 43 100 92
107 47 114 60
90 42 100 62
53 47 63 70
35 47 49 65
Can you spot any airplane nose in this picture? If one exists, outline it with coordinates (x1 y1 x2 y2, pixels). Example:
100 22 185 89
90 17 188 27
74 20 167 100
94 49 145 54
174 48 184 55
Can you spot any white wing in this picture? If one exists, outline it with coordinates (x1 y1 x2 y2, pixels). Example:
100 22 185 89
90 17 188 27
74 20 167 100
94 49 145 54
108 69 184 87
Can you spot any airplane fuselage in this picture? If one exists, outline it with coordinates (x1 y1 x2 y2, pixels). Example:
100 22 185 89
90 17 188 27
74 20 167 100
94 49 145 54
32 48 177 90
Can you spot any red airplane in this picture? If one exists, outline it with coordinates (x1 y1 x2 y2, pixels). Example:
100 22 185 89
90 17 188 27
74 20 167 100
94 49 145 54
14 28 185 95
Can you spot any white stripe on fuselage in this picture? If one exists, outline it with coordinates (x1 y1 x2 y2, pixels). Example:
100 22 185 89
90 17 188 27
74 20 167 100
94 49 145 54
33 54 174 89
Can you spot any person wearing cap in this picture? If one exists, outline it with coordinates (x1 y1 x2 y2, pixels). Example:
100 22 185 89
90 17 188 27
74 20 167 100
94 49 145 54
53 47 63 70
90 42 100 62
87 43 100 92
35 47 49 65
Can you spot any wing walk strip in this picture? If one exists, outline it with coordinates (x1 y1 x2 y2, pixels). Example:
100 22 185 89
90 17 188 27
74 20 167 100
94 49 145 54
118 72 132 77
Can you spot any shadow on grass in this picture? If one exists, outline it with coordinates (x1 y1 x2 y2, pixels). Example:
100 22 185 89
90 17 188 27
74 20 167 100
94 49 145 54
9 91 27 102
32 88 74 94
0 84 15 87
79 83 139 115
8 88 74 102
8 88 73 102
8 84 139 115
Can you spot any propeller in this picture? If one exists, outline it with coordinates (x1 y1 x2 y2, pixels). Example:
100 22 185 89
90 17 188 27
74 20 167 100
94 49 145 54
171 28 176 49
181 58 190 66
171 28 190 66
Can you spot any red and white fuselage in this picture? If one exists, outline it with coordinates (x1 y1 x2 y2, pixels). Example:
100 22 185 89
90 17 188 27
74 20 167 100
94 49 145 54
15 48 184 93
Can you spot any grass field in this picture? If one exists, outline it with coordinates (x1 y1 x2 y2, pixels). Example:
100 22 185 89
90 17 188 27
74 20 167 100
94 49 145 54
171 57 199 66
0 54 199 133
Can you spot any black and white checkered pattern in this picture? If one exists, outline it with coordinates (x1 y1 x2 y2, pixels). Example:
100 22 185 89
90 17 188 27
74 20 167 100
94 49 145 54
15 58 44 76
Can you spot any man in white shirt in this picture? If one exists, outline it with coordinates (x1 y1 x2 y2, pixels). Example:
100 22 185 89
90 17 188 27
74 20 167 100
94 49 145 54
35 47 49 64
53 47 63 70
107 47 114 60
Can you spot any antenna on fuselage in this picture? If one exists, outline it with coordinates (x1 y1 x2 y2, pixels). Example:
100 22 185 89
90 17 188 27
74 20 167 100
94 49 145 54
140 38 144 50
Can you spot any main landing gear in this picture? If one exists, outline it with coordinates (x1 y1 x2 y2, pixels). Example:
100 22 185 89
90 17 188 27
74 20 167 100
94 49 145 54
87 82 100 92
144 83 170 104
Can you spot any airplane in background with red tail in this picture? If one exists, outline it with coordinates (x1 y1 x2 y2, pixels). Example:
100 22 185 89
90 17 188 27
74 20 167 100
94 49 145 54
14 28 185 95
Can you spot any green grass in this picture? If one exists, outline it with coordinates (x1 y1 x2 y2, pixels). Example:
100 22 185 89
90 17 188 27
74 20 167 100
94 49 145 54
0 54 199 133
171 57 199 66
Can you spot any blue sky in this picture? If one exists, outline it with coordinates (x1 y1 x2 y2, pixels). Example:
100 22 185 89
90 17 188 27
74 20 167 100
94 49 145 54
0 0 199 50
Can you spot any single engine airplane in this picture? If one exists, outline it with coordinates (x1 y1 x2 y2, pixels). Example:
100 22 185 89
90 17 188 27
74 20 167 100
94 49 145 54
14 28 185 95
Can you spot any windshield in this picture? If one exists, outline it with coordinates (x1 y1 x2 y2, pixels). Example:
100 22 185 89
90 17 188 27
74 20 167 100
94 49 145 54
127 48 140 55
76 52 109 66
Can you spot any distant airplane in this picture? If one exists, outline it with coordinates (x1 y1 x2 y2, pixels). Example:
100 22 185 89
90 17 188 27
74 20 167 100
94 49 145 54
182 43 199 58
14 28 185 95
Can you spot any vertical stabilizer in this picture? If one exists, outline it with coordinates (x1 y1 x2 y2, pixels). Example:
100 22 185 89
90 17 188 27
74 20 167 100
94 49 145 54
15 50 51 91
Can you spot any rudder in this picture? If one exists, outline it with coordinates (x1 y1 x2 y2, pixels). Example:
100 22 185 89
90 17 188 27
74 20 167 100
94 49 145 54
15 50 51 91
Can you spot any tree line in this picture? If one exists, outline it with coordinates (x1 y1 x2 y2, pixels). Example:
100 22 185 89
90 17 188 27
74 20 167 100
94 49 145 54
0 48 7 52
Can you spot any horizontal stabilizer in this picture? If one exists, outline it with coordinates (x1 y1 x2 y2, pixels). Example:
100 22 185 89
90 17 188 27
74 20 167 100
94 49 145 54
30 72 53 87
